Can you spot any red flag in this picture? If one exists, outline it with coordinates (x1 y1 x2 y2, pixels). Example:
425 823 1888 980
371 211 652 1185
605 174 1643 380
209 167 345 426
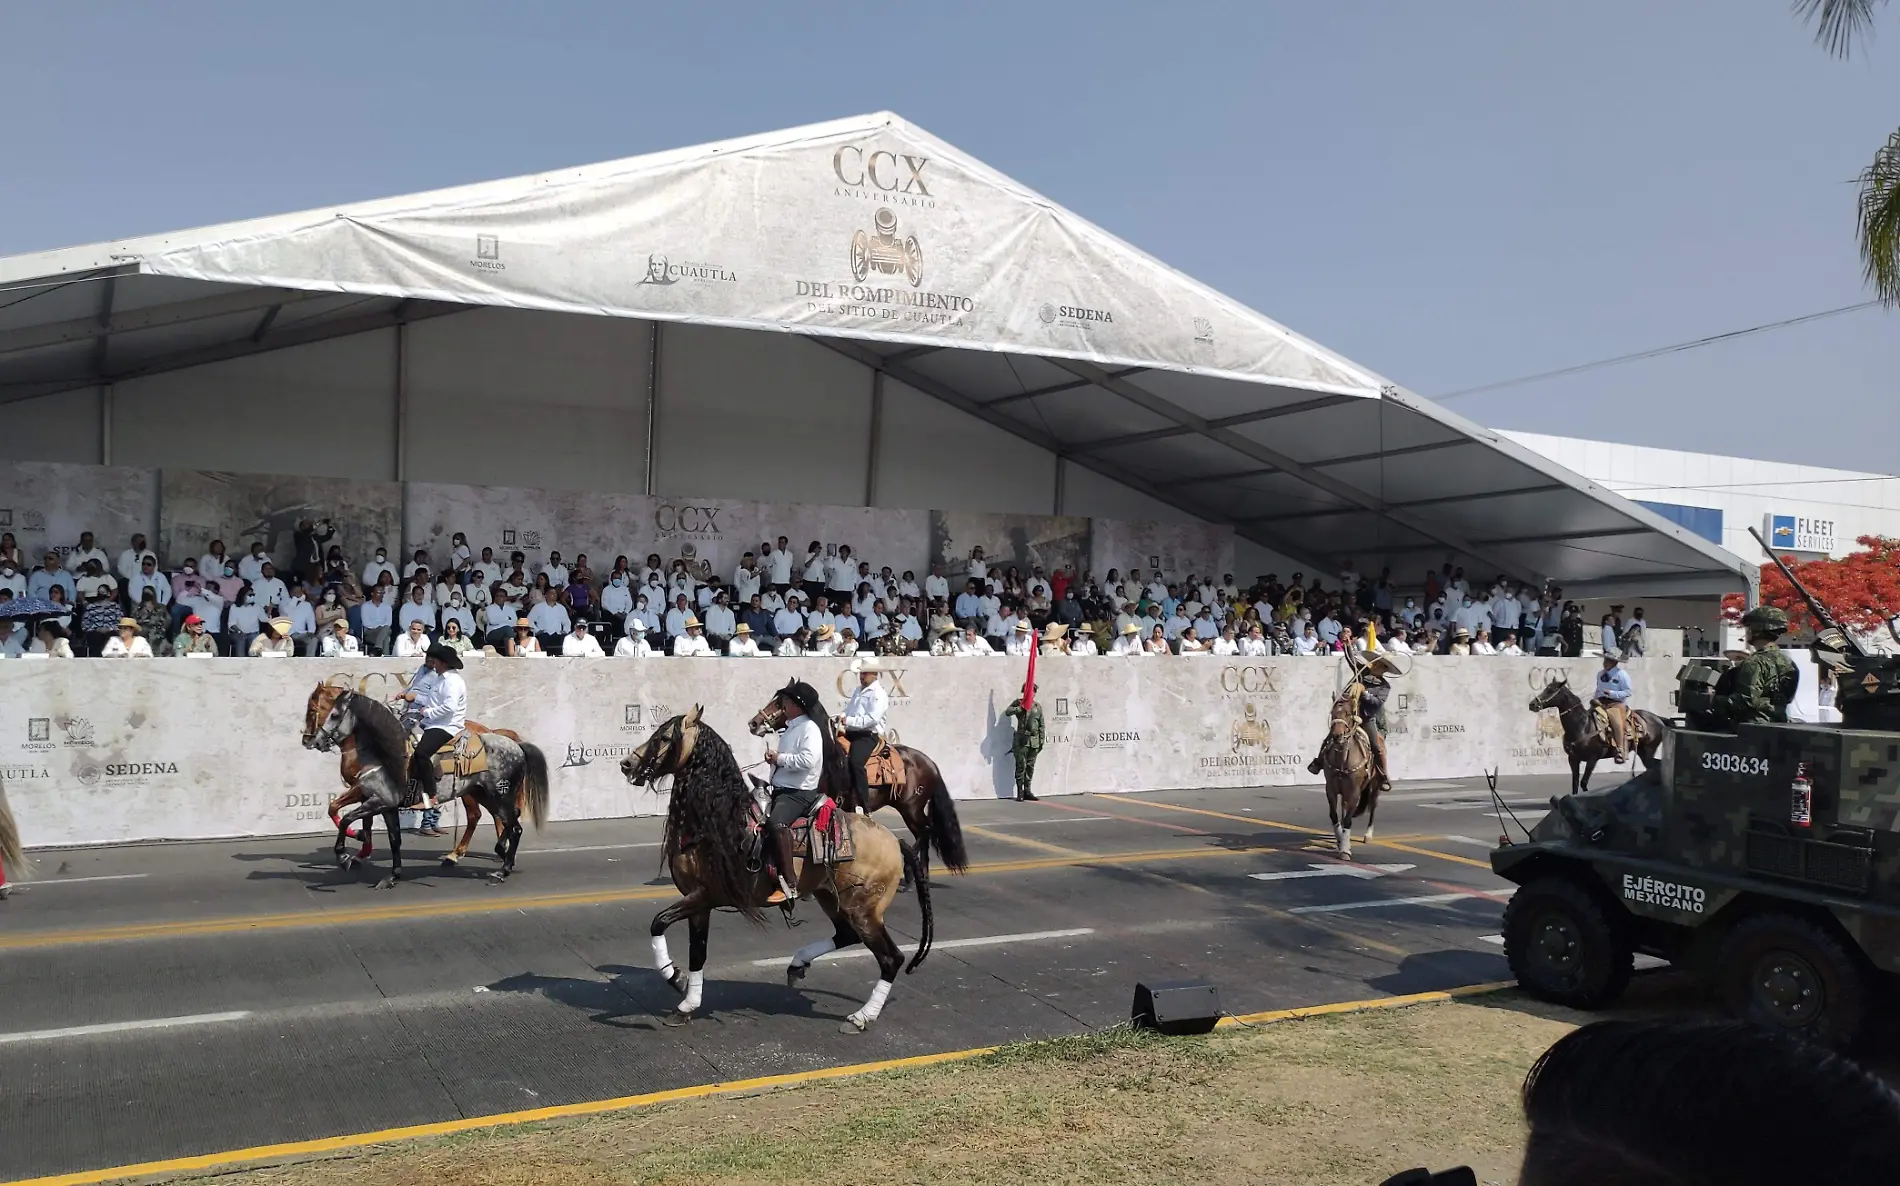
1022 638 1037 713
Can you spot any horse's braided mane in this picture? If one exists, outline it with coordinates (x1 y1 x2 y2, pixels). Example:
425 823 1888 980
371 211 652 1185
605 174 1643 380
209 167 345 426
347 693 410 777
662 719 764 924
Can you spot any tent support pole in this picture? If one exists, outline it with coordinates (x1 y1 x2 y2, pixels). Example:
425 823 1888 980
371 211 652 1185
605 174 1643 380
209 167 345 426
864 369 883 506
644 321 661 496
99 384 112 466
393 322 408 482
1053 456 1066 515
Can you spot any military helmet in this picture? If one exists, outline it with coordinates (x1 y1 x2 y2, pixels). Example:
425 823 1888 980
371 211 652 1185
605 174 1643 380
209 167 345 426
1741 605 1790 635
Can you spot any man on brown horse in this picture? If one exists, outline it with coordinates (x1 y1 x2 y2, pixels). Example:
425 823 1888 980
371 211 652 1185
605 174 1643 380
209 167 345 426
763 680 830 905
1307 644 1401 793
839 657 890 813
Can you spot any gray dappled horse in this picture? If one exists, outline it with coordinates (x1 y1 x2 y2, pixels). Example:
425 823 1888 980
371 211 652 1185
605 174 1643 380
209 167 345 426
310 690 549 888
1529 677 1668 795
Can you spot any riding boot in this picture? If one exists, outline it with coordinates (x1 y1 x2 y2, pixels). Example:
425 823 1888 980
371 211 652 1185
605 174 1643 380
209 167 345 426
1371 736 1391 792
1307 739 1329 775
766 828 799 905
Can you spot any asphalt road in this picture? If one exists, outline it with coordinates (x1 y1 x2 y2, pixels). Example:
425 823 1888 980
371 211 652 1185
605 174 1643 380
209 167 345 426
0 775 1569 1182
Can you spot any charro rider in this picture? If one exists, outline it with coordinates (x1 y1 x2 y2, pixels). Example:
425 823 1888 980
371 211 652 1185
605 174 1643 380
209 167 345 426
839 657 889 813
395 643 467 808
1711 606 1799 727
1307 640 1399 793
762 680 830 906
1595 648 1634 762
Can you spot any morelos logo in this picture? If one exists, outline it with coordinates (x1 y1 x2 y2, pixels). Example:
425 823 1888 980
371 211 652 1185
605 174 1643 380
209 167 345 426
470 235 504 272
640 253 737 286
832 146 933 205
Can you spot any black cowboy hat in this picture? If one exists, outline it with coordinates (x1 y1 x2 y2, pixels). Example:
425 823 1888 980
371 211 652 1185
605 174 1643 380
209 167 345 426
425 642 463 670
777 679 822 716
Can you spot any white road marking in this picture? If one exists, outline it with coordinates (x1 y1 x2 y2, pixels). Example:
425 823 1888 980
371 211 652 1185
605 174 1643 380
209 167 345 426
1479 934 1505 946
1290 892 1478 915
1415 799 1548 811
1437 835 1498 849
748 927 1094 967
975 816 1113 828
1251 863 1415 882
0 1011 251 1046
7 873 149 890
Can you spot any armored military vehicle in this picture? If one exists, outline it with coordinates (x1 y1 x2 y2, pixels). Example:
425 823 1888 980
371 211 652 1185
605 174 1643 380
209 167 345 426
1492 538 1900 1046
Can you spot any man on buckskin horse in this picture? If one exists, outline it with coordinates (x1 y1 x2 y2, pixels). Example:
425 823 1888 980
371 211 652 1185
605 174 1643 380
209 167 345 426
762 680 833 905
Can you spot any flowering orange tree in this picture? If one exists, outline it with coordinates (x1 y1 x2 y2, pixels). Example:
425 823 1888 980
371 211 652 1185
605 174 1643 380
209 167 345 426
1722 535 1900 633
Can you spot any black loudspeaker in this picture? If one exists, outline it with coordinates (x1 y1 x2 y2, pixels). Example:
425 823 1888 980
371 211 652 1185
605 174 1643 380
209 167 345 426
1131 979 1221 1035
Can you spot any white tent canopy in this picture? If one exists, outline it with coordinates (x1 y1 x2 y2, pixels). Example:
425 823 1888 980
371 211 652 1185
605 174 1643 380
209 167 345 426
0 112 1748 596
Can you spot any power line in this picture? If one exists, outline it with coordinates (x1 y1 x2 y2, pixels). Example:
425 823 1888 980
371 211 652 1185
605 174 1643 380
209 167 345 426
1432 299 1883 402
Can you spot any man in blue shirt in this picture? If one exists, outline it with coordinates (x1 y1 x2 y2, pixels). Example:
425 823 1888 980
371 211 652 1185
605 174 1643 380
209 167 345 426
953 581 983 628
25 552 75 602
1594 648 1634 763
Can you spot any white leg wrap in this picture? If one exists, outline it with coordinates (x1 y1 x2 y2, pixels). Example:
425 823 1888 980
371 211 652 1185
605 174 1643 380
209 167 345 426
678 970 704 1013
849 978 893 1026
792 937 837 968
651 935 675 979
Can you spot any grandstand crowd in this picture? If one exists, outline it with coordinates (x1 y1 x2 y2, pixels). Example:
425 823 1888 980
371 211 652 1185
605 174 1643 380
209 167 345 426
0 525 1645 661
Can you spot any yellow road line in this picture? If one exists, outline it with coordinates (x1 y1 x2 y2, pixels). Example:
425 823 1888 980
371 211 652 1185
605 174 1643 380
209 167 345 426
0 981 1519 1186
963 824 1083 857
0 843 1290 952
1099 795 1494 870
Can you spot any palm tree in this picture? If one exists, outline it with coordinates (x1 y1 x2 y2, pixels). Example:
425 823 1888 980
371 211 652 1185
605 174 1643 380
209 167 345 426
1797 0 1900 303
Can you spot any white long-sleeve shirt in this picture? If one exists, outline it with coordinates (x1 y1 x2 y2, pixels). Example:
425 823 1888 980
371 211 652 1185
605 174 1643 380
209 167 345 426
564 631 605 658
414 670 468 732
528 601 571 636
100 635 153 658
766 549 793 584
600 582 634 616
484 603 517 635
394 631 431 658
704 604 736 636
128 572 171 606
673 633 714 657
360 598 394 630
727 636 762 657
399 601 435 631
733 566 761 601
289 598 318 635
65 546 109 574
842 682 889 733
924 573 950 600
117 549 156 581
615 635 654 657
773 607 805 638
770 715 824 791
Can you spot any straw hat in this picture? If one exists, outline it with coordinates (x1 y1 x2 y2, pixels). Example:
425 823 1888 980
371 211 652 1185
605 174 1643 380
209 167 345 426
684 615 701 629
268 617 292 637
1044 622 1067 639
815 623 835 640
517 617 532 628
118 616 138 629
1121 622 1140 636
734 623 753 635
851 656 885 673
1013 620 1031 632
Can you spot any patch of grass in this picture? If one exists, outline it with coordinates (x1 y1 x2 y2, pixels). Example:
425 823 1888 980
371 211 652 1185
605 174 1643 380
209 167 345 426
174 994 1591 1186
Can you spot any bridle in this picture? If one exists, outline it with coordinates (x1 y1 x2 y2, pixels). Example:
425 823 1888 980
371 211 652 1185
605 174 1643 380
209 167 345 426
310 690 355 753
749 700 787 737
625 716 684 786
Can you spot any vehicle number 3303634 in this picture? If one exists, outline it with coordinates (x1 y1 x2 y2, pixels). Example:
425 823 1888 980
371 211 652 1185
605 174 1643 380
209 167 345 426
1701 752 1770 776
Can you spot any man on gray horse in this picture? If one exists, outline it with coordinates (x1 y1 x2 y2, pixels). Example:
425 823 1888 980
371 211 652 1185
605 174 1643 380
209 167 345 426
397 643 467 807
763 680 831 905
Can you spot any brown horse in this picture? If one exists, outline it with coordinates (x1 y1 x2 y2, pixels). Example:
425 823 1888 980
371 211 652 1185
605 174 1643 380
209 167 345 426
747 696 966 890
621 707 931 1032
0 777 23 900
301 676 525 868
1529 678 1668 794
1322 683 1380 860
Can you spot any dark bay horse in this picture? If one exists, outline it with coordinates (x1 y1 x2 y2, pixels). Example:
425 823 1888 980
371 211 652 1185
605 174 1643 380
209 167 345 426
622 707 932 1032
309 691 550 887
747 695 966 889
1322 683 1380 860
1530 677 1668 794
302 677 525 868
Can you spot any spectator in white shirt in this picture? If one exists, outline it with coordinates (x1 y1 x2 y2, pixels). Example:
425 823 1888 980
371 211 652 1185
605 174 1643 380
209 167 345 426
394 618 431 658
731 553 762 603
117 534 156 582
1194 607 1220 641
236 541 271 583
1211 625 1241 656
1384 628 1414 656
362 548 396 590
562 619 604 658
615 618 655 657
703 591 736 649
1239 623 1271 656
439 591 475 639
0 617 26 658
1294 624 1321 655
860 600 889 642
764 539 794 592
541 551 569 590
923 564 950 603
727 623 762 657
809 622 840 656
1070 624 1101 656
196 541 230 580
285 584 318 654
127 556 171 607
1496 629 1525 657
1004 621 1035 657
398 585 434 633
360 586 395 655
773 596 805 642
100 616 154 658
664 593 694 641
1178 626 1211 655
826 545 856 596
483 597 516 649
319 617 361 657
966 546 988 584
226 588 266 655
65 532 108 575
528 589 571 653
252 563 290 614
508 618 544 657
1164 607 1193 642
1472 627 1497 656
802 542 829 586
1317 612 1342 647
600 573 635 631
0 557 22 600
673 616 714 657
75 559 117 603
955 625 992 656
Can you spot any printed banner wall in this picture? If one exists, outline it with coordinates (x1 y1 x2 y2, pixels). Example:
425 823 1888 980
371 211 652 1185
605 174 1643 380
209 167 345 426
1089 518 1237 587
0 655 1672 849
929 512 1091 582
159 470 401 577
0 462 158 567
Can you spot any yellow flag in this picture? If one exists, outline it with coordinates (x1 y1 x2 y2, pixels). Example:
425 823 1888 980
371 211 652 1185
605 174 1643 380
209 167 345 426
1365 620 1377 652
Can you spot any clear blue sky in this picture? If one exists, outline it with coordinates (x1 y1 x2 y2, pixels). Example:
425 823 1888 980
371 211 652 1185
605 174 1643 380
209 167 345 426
2 1 1893 470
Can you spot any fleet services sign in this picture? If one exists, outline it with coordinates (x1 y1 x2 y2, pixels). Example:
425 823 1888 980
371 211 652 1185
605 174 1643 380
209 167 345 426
1766 513 1837 555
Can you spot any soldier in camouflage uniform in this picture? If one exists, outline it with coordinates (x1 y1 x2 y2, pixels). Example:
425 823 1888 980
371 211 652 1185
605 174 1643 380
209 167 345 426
1712 605 1800 726
1003 684 1045 802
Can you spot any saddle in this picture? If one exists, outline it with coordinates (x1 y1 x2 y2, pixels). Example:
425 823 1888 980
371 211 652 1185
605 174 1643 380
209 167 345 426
1588 703 1642 750
406 728 490 782
743 794 856 870
864 740 904 789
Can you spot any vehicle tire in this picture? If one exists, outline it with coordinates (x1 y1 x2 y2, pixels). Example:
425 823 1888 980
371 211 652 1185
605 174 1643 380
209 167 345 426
1717 912 1869 1049
1502 875 1633 1009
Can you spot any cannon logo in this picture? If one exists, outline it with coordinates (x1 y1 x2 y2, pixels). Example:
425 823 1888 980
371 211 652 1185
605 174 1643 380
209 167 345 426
832 146 934 205
1231 703 1270 754
639 253 737 287
654 504 723 541
850 208 923 288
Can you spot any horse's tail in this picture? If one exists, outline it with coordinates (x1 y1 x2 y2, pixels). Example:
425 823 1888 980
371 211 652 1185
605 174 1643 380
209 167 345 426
918 755 968 874
0 779 26 883
517 743 551 830
902 840 934 975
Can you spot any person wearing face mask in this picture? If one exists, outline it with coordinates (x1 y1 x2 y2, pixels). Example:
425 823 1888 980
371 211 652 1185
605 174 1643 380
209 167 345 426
362 547 396 590
440 589 475 639
226 585 265 656
600 570 634 638
0 555 22 600
315 585 348 637
235 541 270 584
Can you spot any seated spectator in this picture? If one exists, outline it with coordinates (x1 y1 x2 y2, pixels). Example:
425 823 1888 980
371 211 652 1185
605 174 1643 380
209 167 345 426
362 547 396 589
1497 629 1525 657
318 616 360 657
615 620 655 657
1472 626 1496 655
1142 624 1171 655
508 618 544 657
31 621 75 658
128 555 170 608
394 618 432 658
66 531 108 576
727 622 762 657
0 531 21 570
740 594 776 646
482 593 517 650
1004 619 1034 657
528 588 571 654
809 622 839 657
438 618 474 655
253 563 290 615
315 585 348 637
673 616 713 657
235 540 270 583
1239 622 1270 656
439 589 476 639
542 550 570 590
173 613 217 657
75 558 117 604
891 607 923 649
773 594 805 643
27 552 75 602
600 571 634 636
360 586 395 655
250 617 296 658
1514 1019 1900 1186
955 625 992 656
776 626 810 657
398 584 433 633
1038 623 1068 656
227 586 265 656
1449 625 1471 655
0 615 24 658
1178 626 1211 655
563 618 605 658
80 583 124 655
132 586 172 654
564 568 593 620
703 590 736 649
837 626 859 657
0 554 21 600
101 616 154 658
1211 624 1241 656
